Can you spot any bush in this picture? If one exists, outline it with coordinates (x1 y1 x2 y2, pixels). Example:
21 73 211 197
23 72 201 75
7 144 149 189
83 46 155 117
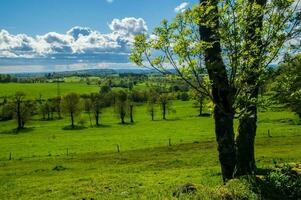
262 164 301 200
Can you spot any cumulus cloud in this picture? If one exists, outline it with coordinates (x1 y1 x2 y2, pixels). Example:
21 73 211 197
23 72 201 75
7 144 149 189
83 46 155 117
175 2 189 13
109 17 148 35
0 17 148 59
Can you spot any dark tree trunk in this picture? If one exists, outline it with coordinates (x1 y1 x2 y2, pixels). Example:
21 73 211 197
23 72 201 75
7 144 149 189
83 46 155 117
234 0 266 177
214 106 236 181
17 101 22 130
235 103 257 176
121 115 125 124
71 112 74 128
130 105 134 123
199 98 203 116
162 103 166 120
151 110 154 121
95 112 100 126
88 112 92 127
199 0 236 181
120 106 125 124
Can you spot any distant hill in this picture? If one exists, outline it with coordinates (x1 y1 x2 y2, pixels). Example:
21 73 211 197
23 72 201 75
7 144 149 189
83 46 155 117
7 68 161 78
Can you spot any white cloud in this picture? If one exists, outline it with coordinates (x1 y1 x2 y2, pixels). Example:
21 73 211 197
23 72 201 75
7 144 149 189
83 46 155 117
109 17 148 35
0 17 148 59
175 2 189 13
106 0 114 3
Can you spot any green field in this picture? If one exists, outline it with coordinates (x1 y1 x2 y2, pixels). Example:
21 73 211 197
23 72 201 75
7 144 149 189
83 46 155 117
0 91 301 199
0 83 100 98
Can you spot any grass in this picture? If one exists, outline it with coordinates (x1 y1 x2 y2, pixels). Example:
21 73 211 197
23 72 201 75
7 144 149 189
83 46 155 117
0 82 100 99
0 93 301 199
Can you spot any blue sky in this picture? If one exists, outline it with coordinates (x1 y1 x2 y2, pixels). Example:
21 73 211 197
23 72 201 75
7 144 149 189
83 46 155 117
0 0 198 73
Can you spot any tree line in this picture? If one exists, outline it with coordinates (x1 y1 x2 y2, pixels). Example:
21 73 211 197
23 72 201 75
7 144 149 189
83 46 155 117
0 83 210 131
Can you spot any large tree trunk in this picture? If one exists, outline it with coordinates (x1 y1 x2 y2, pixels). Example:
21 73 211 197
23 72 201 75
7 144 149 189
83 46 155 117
214 106 236 181
235 104 257 176
234 0 266 177
199 0 236 181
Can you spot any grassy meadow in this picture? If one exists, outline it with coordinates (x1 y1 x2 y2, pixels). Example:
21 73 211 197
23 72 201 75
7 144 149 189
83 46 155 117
0 82 301 199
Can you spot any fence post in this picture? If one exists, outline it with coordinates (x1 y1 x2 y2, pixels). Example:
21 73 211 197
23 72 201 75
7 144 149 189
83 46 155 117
268 129 272 137
169 138 171 147
9 152 12 160
67 148 69 156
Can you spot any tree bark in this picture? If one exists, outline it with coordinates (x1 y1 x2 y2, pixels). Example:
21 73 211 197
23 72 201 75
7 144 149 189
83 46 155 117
199 0 236 181
235 103 257 176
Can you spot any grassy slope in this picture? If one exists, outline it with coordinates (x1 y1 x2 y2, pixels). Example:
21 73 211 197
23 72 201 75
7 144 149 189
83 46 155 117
0 99 301 199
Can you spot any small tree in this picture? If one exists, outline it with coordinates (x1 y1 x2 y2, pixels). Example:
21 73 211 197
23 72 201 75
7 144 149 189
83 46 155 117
158 92 172 120
8 92 35 130
273 54 301 118
83 98 93 127
115 90 127 124
90 93 106 126
61 93 82 128
127 91 138 123
147 89 158 121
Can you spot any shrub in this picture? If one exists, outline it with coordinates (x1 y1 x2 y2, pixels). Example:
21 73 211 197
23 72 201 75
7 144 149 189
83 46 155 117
262 164 301 200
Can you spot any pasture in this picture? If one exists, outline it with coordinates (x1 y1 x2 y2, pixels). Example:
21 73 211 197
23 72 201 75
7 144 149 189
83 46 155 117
0 83 300 199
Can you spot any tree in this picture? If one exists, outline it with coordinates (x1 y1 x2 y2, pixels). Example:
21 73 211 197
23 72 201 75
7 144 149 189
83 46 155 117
158 92 172 120
273 54 301 118
115 90 127 124
83 98 93 127
191 90 206 116
8 92 35 130
147 89 158 121
90 93 106 126
130 0 301 180
61 93 82 128
127 91 135 123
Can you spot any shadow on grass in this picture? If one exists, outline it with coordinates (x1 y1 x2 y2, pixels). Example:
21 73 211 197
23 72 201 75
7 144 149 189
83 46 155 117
117 122 135 126
93 124 112 128
0 127 34 135
198 113 211 117
165 118 181 122
62 125 87 130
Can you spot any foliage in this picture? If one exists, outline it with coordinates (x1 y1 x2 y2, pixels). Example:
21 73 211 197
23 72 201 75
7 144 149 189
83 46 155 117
115 90 128 124
130 0 301 116
272 54 301 118
61 93 82 128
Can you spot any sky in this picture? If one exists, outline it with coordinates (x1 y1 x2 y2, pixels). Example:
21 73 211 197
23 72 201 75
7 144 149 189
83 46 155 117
0 0 198 73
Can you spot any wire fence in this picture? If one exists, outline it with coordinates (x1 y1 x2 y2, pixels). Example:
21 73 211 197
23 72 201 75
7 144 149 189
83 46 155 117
0 136 216 162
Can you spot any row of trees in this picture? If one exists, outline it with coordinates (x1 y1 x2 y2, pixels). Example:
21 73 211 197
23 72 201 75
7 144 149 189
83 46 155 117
1 85 204 130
